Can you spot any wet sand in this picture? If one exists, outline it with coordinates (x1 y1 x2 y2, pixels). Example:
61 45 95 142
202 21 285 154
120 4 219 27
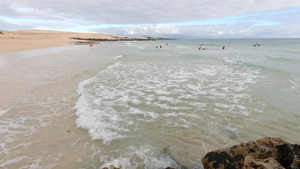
0 30 157 168
0 43 117 168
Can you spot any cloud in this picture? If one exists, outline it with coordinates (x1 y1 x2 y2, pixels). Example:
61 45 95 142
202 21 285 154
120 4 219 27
2 0 298 23
89 7 300 38
0 0 300 38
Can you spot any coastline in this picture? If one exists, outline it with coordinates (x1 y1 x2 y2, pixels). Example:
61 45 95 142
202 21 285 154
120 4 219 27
2 32 299 168
0 42 119 169
0 30 169 54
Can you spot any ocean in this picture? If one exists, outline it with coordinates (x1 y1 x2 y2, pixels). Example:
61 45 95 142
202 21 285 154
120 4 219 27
0 39 299 169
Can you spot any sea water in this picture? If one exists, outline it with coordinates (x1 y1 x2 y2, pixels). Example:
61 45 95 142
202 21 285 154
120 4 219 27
75 39 300 168
0 39 299 169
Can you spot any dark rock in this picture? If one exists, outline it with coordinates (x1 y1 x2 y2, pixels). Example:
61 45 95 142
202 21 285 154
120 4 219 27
274 144 294 168
202 137 300 169
244 156 284 169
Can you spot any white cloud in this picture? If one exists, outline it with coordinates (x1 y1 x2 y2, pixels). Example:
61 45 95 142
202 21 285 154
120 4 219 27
0 0 300 38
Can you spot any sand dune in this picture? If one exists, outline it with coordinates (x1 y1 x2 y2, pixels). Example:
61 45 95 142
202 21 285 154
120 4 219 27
0 30 126 53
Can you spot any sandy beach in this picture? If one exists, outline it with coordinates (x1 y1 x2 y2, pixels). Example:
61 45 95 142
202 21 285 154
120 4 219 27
1 31 299 168
0 30 128 53
1 30 157 168
0 37 123 168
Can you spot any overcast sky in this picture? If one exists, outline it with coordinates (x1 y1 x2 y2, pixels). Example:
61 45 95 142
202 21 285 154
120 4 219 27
1 0 300 38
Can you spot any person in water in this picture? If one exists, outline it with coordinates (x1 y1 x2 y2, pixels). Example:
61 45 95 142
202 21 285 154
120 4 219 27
222 45 225 50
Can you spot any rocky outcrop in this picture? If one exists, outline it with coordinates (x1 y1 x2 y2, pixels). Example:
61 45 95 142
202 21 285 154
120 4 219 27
70 36 171 41
202 137 300 169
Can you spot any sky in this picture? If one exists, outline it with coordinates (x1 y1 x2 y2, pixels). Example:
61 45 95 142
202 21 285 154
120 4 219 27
0 0 300 38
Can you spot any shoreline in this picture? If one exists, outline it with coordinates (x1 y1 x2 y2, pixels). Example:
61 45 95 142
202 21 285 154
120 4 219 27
0 37 300 168
0 30 170 54
0 42 117 169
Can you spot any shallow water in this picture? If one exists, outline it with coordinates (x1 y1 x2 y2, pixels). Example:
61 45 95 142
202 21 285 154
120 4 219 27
0 39 300 169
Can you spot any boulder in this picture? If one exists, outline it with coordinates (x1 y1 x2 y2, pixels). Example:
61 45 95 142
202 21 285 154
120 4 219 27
202 137 300 169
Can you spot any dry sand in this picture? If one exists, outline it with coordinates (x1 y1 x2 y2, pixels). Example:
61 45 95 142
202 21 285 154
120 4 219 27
0 30 126 53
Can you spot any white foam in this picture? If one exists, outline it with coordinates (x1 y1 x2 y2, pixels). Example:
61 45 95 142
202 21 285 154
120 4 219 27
75 104 126 144
114 55 123 60
75 76 128 144
224 123 238 133
128 98 142 105
200 139 208 153
155 89 170 95
74 45 266 149
0 156 29 168
176 45 188 48
0 108 10 117
125 42 146 49
282 78 299 92
99 145 181 169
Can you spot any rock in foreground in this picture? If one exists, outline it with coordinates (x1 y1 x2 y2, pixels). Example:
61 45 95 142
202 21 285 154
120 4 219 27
202 137 300 169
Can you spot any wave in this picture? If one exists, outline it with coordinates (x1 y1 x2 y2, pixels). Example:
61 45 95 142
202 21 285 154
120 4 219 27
114 55 123 60
0 108 10 117
74 52 264 145
72 39 300 168
219 51 300 76
99 145 183 169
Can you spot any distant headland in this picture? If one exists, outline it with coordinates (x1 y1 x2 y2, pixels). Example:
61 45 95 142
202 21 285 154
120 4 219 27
0 30 170 53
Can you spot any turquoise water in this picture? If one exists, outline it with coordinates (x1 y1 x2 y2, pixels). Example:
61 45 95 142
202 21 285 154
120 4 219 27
76 39 300 168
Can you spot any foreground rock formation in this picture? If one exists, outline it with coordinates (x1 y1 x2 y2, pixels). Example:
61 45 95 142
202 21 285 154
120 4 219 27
202 137 300 169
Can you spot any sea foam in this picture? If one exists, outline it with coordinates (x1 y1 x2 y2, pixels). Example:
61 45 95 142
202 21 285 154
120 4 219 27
0 109 10 117
72 39 300 168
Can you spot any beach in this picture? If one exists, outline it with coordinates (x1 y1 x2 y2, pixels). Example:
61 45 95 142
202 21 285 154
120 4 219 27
0 33 299 168
0 30 128 168
0 40 136 168
0 30 128 53
0 30 164 54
